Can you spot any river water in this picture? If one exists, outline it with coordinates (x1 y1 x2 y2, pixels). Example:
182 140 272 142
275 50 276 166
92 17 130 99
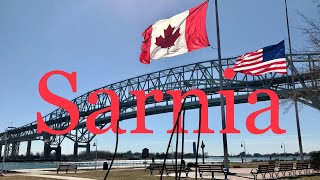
0 156 308 170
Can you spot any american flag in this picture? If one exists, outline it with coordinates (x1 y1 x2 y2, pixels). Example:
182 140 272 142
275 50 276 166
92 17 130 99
233 41 287 76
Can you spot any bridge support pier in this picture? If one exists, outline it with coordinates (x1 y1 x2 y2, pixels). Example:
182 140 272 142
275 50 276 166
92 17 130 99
10 142 20 158
86 143 90 156
26 140 32 157
44 143 62 161
44 143 51 160
73 142 91 159
56 145 61 161
73 142 78 159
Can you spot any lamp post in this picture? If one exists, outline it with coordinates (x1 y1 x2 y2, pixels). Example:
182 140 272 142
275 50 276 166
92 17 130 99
240 141 246 163
93 139 98 170
201 141 205 164
168 141 174 164
1 127 15 176
281 143 286 161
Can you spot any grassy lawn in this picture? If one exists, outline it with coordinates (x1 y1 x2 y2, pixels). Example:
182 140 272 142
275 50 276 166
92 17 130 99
0 176 55 180
59 168 176 180
57 168 320 180
0 170 318 180
0 167 318 180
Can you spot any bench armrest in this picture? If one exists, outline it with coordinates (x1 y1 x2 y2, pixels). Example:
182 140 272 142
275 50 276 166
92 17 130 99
223 168 228 173
251 168 258 174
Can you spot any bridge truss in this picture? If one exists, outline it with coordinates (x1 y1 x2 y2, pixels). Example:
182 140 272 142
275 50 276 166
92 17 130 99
0 52 319 159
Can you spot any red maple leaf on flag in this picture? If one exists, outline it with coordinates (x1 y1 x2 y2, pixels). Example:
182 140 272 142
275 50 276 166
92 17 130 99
155 25 180 48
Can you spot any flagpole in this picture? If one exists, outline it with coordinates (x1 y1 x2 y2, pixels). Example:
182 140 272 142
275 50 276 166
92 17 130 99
214 0 230 170
284 0 304 161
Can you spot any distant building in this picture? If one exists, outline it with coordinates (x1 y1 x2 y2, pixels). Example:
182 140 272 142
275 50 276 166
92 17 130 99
193 142 196 155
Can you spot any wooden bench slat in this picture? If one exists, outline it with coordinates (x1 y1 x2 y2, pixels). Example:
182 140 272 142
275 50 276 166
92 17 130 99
296 162 310 170
57 165 77 174
251 164 276 180
149 164 189 177
197 164 227 179
278 163 294 171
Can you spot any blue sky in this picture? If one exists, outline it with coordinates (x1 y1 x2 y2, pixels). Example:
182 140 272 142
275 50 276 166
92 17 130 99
0 0 319 156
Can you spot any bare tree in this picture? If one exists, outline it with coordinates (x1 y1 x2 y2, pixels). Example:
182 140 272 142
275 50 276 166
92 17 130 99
315 0 320 8
297 12 320 51
281 6 320 111
282 64 320 112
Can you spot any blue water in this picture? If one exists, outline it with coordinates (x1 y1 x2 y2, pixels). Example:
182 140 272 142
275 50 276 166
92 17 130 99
0 156 308 170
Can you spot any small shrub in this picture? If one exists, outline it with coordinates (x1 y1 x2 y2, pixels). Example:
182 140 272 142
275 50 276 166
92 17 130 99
310 151 320 170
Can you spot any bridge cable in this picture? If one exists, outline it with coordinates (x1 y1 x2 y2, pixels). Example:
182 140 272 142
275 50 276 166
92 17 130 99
160 99 186 180
103 118 120 180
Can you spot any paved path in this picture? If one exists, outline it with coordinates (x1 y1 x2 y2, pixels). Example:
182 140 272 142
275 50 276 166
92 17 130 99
22 174 96 180
14 168 96 180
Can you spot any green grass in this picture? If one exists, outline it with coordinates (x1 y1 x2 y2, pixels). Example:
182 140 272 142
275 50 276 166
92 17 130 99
57 168 320 180
0 176 55 180
59 168 177 180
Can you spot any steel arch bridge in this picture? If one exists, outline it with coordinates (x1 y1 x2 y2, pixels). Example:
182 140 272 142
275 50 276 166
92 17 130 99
0 52 319 160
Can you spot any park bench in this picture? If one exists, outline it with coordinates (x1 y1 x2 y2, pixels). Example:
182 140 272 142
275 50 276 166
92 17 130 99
56 164 77 174
268 160 276 165
198 164 228 179
149 163 163 175
164 164 189 177
295 162 311 176
275 163 294 178
251 164 275 180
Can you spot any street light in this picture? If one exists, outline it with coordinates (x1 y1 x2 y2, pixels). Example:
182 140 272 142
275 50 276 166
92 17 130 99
169 142 173 164
201 141 205 164
1 127 15 176
93 139 98 170
240 141 246 163
281 143 286 161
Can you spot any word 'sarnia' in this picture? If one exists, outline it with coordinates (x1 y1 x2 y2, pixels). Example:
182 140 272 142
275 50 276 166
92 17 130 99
37 70 286 135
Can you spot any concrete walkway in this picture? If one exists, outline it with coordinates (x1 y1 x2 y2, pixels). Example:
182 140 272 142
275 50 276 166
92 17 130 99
14 168 96 180
22 174 96 180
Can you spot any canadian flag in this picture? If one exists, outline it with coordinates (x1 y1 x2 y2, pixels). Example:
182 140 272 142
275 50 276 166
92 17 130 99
140 1 210 64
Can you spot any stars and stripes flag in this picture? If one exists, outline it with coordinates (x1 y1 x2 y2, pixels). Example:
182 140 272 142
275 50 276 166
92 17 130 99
232 41 287 76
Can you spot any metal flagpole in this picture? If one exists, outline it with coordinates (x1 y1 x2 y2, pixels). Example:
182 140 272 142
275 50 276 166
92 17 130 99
214 0 230 170
284 0 304 160
0 130 8 176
